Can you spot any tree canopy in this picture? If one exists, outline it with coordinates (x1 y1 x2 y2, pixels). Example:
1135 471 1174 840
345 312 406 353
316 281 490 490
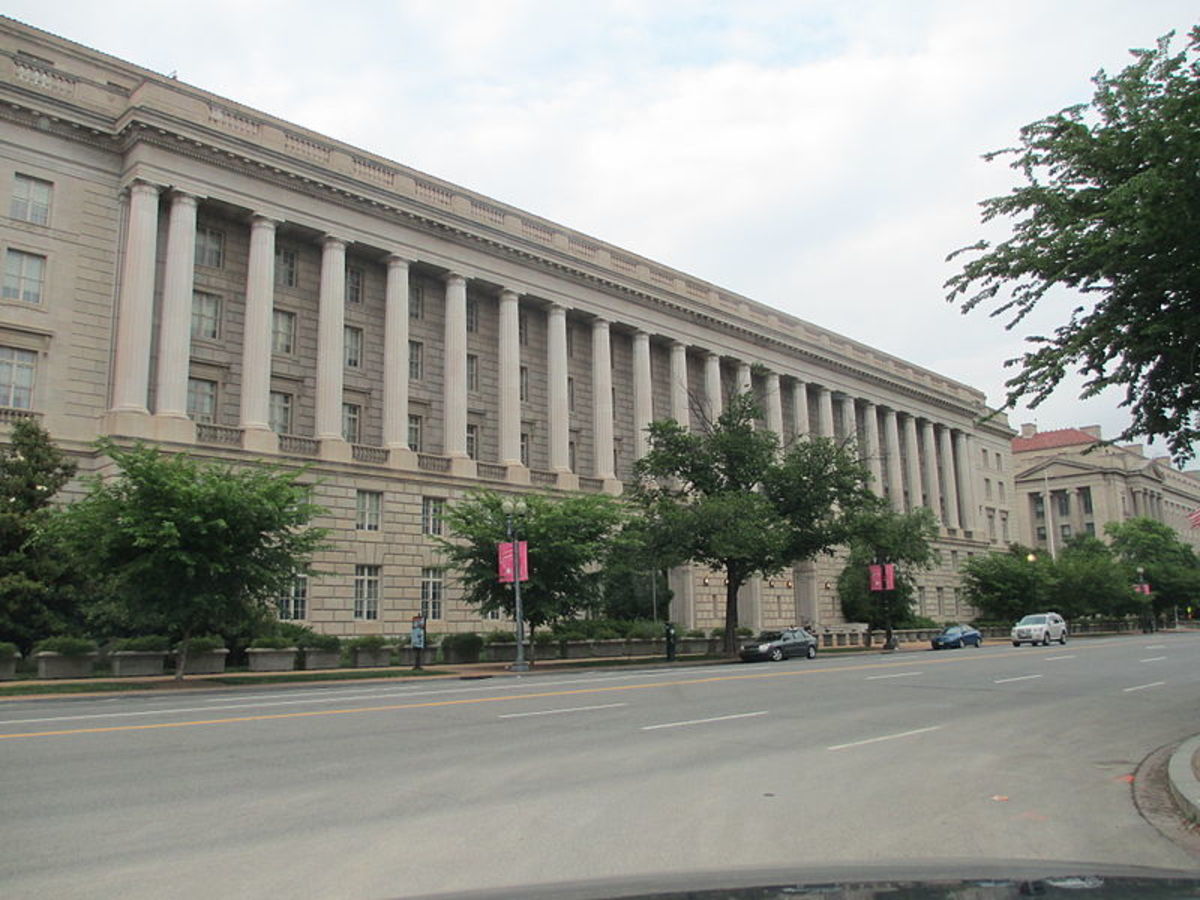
946 27 1200 462
634 392 875 653
46 440 327 677
1105 517 1200 619
438 489 628 642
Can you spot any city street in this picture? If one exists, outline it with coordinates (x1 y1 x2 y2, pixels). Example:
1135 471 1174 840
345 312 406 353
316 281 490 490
2 633 1198 897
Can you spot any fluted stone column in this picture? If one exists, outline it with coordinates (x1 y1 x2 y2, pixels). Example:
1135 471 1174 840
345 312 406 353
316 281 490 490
443 273 473 475
736 361 752 397
548 304 574 487
110 180 160 428
883 408 903 510
903 414 923 513
704 352 723 423
240 216 278 453
592 319 619 492
384 256 415 468
955 431 977 534
792 380 810 438
765 372 783 439
633 330 653 459
670 341 690 429
316 237 349 460
817 387 835 439
863 402 884 495
839 395 856 445
498 289 525 479
154 191 198 441
939 426 961 531
922 420 943 525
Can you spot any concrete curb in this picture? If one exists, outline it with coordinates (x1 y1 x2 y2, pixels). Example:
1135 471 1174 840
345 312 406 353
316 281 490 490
1167 734 1200 825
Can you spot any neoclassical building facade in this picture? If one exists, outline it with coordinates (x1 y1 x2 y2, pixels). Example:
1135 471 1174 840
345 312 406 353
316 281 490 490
0 18 1016 636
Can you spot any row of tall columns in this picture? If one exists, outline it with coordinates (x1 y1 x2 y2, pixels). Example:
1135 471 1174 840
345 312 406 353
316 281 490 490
108 183 985 525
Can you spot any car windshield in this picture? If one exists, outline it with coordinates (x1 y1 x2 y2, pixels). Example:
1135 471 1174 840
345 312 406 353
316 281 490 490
756 632 783 641
1018 615 1047 625
943 626 962 635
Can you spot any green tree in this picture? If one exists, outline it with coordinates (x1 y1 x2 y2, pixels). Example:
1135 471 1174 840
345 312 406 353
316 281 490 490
960 545 1050 623
1105 517 1200 622
837 505 939 645
1047 535 1140 620
438 490 628 653
46 441 327 678
0 419 79 650
634 393 875 654
946 28 1200 462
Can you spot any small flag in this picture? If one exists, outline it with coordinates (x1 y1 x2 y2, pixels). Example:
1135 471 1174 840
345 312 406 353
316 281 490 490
1188 508 1200 529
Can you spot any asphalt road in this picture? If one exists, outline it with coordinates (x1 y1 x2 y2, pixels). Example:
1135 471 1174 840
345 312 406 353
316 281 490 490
2 633 1198 898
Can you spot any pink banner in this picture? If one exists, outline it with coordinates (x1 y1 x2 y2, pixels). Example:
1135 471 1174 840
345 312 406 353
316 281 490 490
868 564 883 592
498 541 529 583
883 563 896 591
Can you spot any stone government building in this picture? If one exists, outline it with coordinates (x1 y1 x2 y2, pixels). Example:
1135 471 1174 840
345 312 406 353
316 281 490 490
0 17 1017 637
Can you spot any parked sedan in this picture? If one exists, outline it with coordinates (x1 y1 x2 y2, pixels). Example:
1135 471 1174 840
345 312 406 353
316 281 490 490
740 628 818 662
930 624 982 649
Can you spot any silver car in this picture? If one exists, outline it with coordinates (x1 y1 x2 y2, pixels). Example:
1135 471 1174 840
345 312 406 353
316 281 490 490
1011 612 1067 646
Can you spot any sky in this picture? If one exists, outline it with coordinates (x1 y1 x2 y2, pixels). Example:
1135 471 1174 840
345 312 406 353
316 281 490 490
7 1 1197 460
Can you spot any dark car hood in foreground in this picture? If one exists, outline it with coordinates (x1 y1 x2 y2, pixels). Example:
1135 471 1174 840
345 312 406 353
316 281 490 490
405 860 1200 900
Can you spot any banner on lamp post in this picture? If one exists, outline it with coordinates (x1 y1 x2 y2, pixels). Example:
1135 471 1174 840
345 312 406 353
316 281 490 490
498 541 529 583
868 564 882 592
868 564 896 592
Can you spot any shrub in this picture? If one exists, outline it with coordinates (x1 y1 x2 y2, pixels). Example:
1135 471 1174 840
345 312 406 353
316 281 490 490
735 626 753 637
35 636 99 656
302 632 341 652
684 629 706 639
250 636 294 650
113 635 170 652
625 620 660 640
0 641 20 660
899 615 940 629
484 629 516 644
178 635 225 653
442 632 484 654
532 631 555 647
348 635 388 651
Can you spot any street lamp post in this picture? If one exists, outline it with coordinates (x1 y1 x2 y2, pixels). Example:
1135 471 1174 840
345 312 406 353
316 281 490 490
501 497 529 672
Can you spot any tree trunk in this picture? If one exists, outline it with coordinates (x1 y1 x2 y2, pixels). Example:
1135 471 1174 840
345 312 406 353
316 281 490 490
723 572 741 656
174 630 190 682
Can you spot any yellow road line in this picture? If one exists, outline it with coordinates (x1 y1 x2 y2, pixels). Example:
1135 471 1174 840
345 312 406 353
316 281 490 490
0 641 1118 741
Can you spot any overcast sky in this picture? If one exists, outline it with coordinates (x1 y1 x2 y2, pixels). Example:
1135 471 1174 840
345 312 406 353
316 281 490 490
8 1 1197 460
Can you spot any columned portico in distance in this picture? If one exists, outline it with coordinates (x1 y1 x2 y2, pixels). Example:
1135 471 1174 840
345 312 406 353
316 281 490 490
939 425 962 531
922 419 943 525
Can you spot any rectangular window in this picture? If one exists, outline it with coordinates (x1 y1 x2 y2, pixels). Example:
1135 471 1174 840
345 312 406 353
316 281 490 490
981 447 989 468
272 310 296 354
186 377 217 423
421 497 445 536
277 576 307 621
409 341 423 380
987 508 996 541
3 249 46 303
984 478 992 500
354 565 380 620
466 354 479 393
275 247 297 287
346 266 363 304
1080 487 1094 515
1001 512 1010 542
566 324 575 358
1084 522 1095 536
194 226 224 268
998 481 1006 502
344 326 363 369
355 490 381 531
995 451 1003 471
519 431 530 467
0 346 36 409
1056 493 1070 517
518 311 529 346
190 291 221 340
269 391 293 435
10 174 51 225
567 376 576 412
466 297 479 333
1036 525 1047 541
409 283 424 319
519 366 529 402
466 423 479 460
1060 523 1072 540
950 550 959 570
342 402 361 443
420 568 443 620
1033 495 1045 519
568 439 577 472
408 414 423 452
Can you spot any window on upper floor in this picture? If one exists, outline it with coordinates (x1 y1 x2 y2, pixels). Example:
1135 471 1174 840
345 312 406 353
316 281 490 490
466 423 480 460
346 266 363 304
566 324 575 358
3 249 46 304
420 568 443 620
194 226 224 268
1080 487 1094 515
0 346 37 409
408 414 423 453
354 565 380 620
409 341 423 381
277 576 308 621
186 377 217 423
190 291 221 340
275 247 297 288
409 283 424 319
270 310 295 355
268 391 293 435
567 376 576 412
10 174 51 226
466 297 479 333
519 366 529 402
344 326 363 369
466 354 479 393
1056 492 1070 517
422 497 445 536
342 402 361 443
518 311 529 346
355 490 381 531
519 431 530 467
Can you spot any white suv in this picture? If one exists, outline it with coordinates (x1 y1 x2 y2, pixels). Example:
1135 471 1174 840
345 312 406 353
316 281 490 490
1011 612 1067 646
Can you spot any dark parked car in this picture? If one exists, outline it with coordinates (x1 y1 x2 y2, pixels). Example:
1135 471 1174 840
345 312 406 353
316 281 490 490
740 627 818 662
931 624 982 650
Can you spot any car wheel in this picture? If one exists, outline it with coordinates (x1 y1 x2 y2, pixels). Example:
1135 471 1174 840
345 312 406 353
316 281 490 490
769 647 784 662
974 637 982 647
1060 632 1067 645
956 639 964 649
1012 641 1020 647
805 644 816 660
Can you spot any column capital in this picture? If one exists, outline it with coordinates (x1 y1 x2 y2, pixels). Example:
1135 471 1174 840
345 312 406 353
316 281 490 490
670 339 687 351
386 254 411 269
706 350 721 360
249 214 279 231
444 271 467 288
499 287 520 301
322 234 347 251
127 179 161 198
168 190 199 208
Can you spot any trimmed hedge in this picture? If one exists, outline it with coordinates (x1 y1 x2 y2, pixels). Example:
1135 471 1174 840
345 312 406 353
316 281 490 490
35 636 98 656
112 635 170 652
